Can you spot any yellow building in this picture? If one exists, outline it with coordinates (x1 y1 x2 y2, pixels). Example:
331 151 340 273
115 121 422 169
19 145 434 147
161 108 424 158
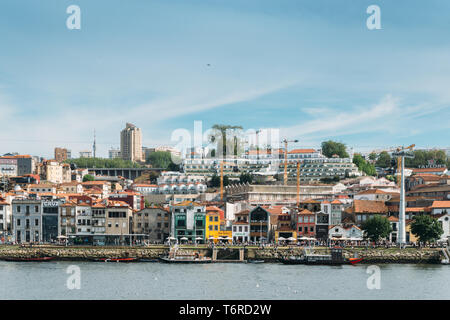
206 206 231 243
406 221 419 243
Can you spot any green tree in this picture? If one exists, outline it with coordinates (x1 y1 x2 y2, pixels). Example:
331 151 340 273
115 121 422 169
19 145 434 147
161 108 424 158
209 174 230 188
404 149 448 168
321 140 349 158
361 215 393 242
146 151 173 169
65 158 143 169
82 174 95 182
353 154 376 176
410 215 443 243
375 151 391 168
239 172 253 184
368 153 377 161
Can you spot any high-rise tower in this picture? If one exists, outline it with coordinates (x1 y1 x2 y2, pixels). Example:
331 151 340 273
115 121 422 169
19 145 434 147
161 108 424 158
120 123 143 162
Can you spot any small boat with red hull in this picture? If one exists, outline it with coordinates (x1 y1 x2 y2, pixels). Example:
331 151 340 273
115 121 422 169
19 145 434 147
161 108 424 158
2 256 54 262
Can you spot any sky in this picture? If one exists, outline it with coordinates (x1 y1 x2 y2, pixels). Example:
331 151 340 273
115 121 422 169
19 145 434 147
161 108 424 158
0 0 449 158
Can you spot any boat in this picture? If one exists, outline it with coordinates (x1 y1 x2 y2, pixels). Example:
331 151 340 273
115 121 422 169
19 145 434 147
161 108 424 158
279 247 363 265
158 256 212 263
247 259 265 264
94 257 138 263
158 244 212 263
2 256 54 262
139 258 159 262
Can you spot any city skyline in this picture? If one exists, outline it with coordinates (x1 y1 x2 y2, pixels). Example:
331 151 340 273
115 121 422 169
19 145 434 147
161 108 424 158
1 0 449 158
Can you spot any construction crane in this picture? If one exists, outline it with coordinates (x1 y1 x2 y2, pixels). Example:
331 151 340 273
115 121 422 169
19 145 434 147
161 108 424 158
281 138 298 185
220 161 224 201
296 162 301 207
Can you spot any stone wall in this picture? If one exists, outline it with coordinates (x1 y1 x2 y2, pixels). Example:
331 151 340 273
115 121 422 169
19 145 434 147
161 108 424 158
0 245 443 263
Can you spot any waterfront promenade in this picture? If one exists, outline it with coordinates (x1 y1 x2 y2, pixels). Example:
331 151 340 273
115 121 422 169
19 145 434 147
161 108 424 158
0 244 444 264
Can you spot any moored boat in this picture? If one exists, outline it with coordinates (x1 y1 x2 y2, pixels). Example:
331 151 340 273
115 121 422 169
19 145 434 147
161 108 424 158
95 257 138 263
279 247 363 265
247 259 265 264
2 256 54 262
158 256 212 263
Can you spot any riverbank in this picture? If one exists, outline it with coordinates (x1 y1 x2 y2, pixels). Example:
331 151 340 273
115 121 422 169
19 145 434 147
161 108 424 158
0 245 444 263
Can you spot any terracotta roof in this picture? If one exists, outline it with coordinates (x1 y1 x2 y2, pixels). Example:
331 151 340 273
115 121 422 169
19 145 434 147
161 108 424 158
388 216 399 222
288 149 316 154
331 200 342 204
431 201 450 208
405 207 427 212
357 189 387 195
352 200 388 214
299 209 313 215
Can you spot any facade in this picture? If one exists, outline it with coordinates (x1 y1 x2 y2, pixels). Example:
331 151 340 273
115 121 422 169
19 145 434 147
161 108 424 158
226 184 336 206
232 210 250 243
249 206 270 242
105 201 133 244
133 207 170 243
0 199 11 233
12 199 43 243
315 211 329 240
59 201 77 238
54 148 70 162
0 158 18 177
348 200 389 226
79 151 93 158
296 209 315 238
330 200 345 226
108 148 121 159
120 123 143 162
170 201 206 243
42 198 60 242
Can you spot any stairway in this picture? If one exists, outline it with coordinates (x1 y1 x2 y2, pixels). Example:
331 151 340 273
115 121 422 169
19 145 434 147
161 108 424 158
441 247 450 264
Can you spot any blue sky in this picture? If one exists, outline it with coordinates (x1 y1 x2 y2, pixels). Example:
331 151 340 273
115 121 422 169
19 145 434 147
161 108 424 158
0 0 449 158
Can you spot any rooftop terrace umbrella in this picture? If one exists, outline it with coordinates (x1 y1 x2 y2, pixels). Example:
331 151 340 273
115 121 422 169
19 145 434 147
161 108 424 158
278 237 286 241
195 237 203 240
287 237 297 241
180 237 188 241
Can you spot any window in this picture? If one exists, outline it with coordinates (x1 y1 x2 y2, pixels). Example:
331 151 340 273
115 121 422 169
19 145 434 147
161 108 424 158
17 219 21 226
17 206 21 213
35 219 39 226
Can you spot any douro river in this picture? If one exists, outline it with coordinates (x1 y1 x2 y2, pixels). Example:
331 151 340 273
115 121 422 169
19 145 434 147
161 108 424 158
1 261 449 299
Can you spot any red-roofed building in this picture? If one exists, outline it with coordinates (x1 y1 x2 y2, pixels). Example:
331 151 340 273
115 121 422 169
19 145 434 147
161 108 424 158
296 209 315 238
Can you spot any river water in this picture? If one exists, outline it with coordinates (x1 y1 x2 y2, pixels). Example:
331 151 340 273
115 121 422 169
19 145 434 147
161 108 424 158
1 261 449 299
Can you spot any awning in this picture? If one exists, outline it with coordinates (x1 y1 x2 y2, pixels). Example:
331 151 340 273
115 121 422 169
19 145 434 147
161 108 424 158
180 237 188 240
278 237 286 241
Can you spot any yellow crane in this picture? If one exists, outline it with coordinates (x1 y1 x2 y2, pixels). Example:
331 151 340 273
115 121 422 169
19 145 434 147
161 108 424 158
281 138 298 185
